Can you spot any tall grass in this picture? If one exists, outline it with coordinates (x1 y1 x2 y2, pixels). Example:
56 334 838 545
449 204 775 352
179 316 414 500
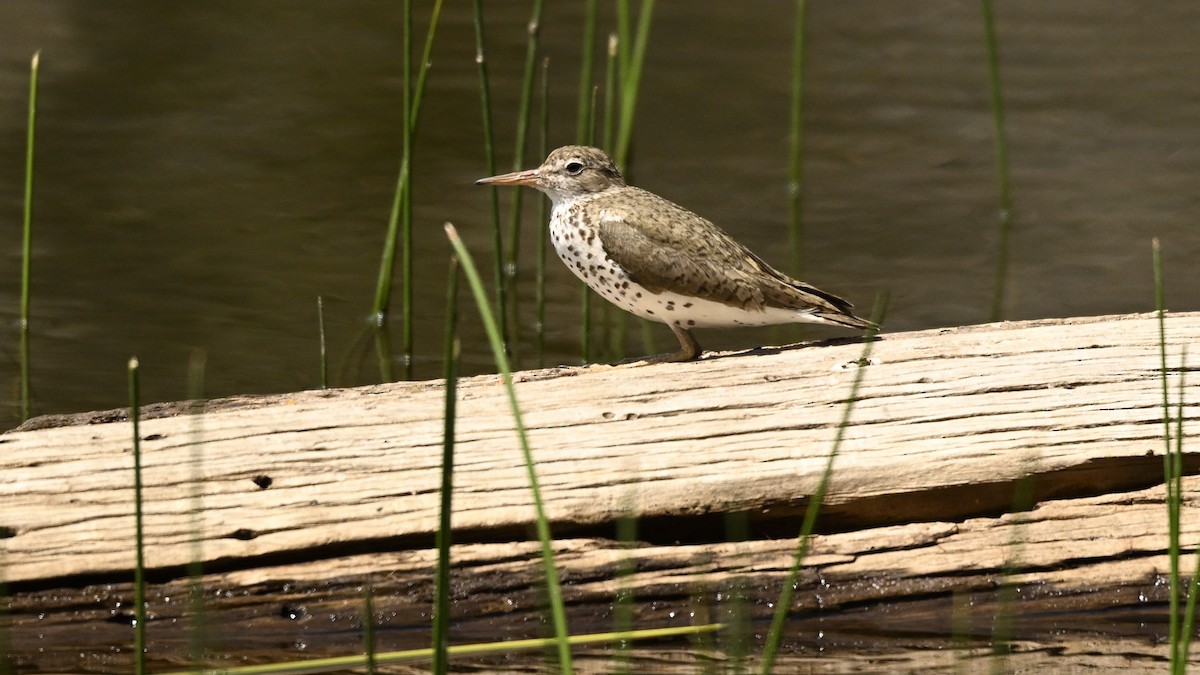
787 2 808 278
431 256 460 674
470 0 509 356
186 350 208 666
758 295 886 674
362 583 377 675
316 296 328 389
444 223 572 673
1154 238 1196 673
503 0 548 365
19 52 39 423
988 466 1036 672
534 58 550 367
128 356 147 675
980 0 1014 323
371 0 445 379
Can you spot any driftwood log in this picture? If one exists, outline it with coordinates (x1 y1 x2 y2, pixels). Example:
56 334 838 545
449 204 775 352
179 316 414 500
2 312 1198 672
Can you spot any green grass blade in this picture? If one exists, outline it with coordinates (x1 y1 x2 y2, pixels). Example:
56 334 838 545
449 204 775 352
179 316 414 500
399 0 414 380
1152 238 1181 667
371 0 445 366
1153 238 1188 672
20 52 39 422
317 296 328 389
535 58 550 368
187 349 208 669
759 295 887 674
981 0 1014 322
574 0 599 144
363 582 377 675
504 0 549 366
602 33 618 154
432 255 460 674
471 0 509 356
613 0 655 170
158 624 721 675
444 223 573 673
128 356 147 675
1173 347 1194 668
787 1 807 278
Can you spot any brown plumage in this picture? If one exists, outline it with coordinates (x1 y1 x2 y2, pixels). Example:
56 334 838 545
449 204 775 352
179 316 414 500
477 146 874 362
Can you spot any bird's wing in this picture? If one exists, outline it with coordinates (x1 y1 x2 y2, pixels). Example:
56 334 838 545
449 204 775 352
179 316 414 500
595 190 859 318
595 200 767 311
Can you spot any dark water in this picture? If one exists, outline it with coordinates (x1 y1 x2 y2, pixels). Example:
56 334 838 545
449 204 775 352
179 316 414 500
2 1 1199 422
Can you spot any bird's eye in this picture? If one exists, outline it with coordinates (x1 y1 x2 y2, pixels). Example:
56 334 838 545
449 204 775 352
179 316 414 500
565 161 585 175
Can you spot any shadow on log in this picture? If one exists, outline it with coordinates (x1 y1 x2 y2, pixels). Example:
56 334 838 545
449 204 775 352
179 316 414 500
2 312 1198 672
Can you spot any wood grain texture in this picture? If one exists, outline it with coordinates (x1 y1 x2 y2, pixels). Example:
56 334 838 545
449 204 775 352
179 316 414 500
2 312 1196 587
3 312 1199 670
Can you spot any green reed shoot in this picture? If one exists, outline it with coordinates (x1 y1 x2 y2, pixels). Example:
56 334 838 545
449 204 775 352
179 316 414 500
432 256 460 675
602 33 617 155
981 0 1014 322
787 2 807 278
575 0 599 145
1171 346 1193 672
20 52 39 422
317 296 328 389
187 349 208 668
156 624 721 675
444 223 572 673
989 464 1036 673
575 1 601 363
1176 347 1196 668
503 0 549 364
612 503 639 674
372 0 445 376
1154 237 1192 673
534 58 550 367
471 0 509 355
362 582 377 675
613 0 654 171
759 295 886 674
601 34 622 360
128 356 147 675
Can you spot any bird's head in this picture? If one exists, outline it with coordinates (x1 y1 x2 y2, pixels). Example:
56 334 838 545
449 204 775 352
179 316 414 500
475 145 626 204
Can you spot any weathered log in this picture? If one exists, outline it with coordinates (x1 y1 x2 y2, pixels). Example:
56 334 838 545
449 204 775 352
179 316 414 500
2 312 1198 671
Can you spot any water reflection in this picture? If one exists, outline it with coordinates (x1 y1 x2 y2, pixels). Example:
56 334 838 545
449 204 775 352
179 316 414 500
0 1 1197 420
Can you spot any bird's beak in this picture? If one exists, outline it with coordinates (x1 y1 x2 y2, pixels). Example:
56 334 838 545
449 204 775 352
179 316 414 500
475 168 540 187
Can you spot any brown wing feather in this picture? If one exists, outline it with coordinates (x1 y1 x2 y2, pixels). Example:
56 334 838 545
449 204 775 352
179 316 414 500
594 187 869 325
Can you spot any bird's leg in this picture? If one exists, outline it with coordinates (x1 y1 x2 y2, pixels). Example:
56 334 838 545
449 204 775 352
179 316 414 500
635 324 702 364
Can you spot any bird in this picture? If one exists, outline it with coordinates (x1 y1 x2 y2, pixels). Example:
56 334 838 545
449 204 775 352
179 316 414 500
476 145 875 363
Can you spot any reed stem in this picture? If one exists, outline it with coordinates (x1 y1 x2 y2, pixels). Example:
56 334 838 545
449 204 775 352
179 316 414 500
20 52 39 422
186 350 208 667
128 356 147 675
363 583 377 675
535 58 550 367
432 256 460 675
444 223 573 673
317 296 328 389
574 0 599 145
759 296 886 674
981 0 1014 322
787 1 807 278
504 0 548 366
471 0 509 356
371 0 445 375
613 0 655 170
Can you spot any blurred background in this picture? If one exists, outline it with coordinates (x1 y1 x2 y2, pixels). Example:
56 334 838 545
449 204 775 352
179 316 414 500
2 1 1198 424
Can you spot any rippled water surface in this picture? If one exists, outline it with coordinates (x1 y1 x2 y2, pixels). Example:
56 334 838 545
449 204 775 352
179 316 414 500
2 1 1198 420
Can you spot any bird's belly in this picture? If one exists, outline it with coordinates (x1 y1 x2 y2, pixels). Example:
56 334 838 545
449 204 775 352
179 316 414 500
549 222 824 329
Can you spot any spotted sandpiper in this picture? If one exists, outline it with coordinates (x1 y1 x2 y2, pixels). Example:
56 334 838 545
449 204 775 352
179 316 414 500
476 145 875 362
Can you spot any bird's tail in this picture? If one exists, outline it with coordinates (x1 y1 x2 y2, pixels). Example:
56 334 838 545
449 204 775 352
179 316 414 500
815 311 878 331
